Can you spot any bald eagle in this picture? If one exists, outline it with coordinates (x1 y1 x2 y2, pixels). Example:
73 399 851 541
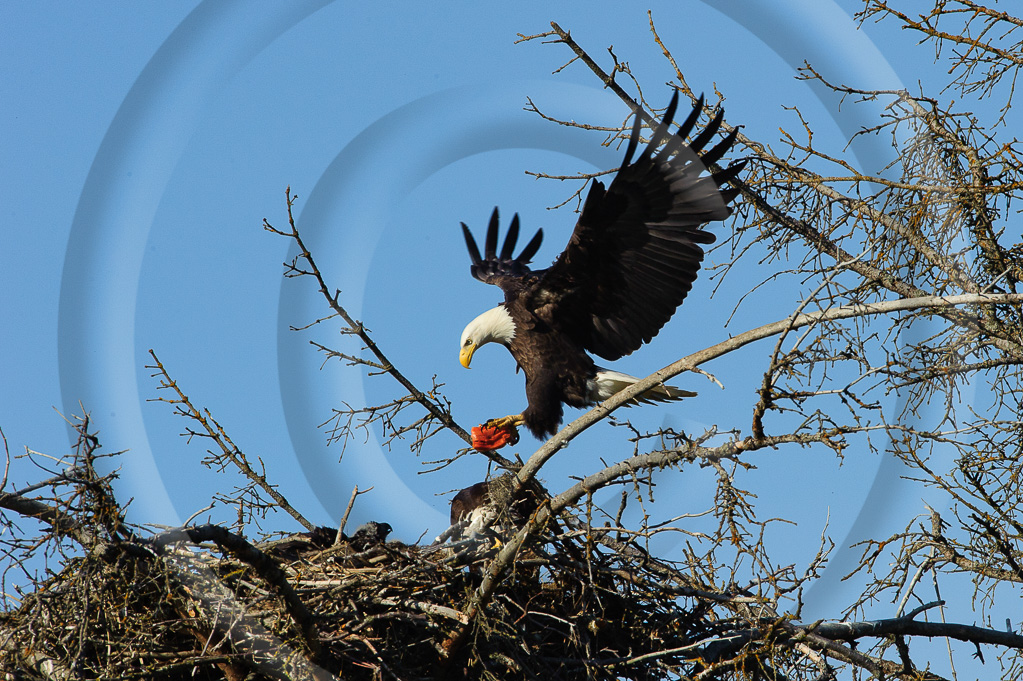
459 92 744 441
447 475 543 558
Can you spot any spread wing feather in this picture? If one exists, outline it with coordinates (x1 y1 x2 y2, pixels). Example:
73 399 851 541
536 92 745 360
461 209 543 287
461 92 744 361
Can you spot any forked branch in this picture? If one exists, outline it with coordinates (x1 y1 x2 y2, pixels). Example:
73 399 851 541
263 188 516 470
147 349 316 532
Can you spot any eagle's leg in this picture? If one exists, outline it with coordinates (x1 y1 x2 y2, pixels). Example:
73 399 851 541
485 414 525 431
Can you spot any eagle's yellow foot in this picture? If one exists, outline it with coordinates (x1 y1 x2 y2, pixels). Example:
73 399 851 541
471 415 523 452
485 414 525 430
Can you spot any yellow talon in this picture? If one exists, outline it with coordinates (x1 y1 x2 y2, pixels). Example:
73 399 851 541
485 414 525 430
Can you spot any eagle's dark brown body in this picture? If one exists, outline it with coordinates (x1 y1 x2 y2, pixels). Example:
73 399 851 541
460 93 745 439
504 299 597 438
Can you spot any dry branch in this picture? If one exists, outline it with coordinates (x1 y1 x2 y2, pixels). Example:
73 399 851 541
515 291 1023 484
262 188 516 469
147 350 316 533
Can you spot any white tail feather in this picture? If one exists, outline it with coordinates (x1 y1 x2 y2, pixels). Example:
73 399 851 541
588 369 697 405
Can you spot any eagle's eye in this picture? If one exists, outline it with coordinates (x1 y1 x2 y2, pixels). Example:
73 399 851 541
463 338 473 347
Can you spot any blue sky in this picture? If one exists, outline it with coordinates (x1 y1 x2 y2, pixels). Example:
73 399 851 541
2 0 989 643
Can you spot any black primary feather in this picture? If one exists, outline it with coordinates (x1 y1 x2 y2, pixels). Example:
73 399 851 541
461 207 543 283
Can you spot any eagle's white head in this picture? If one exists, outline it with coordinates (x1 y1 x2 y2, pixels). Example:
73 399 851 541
459 306 516 368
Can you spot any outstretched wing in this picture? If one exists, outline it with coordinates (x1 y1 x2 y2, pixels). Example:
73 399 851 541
461 207 544 292
537 92 745 361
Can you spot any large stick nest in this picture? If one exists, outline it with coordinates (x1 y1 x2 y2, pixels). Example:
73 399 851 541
0 502 734 681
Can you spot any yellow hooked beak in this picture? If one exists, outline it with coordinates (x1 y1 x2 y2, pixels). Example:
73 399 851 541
459 341 476 369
